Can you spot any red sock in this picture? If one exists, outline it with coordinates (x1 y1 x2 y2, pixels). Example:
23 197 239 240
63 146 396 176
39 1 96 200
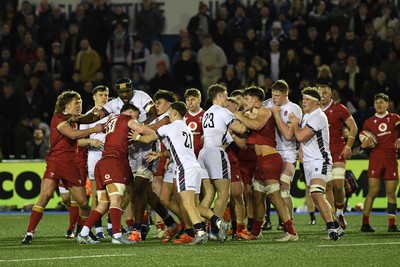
110 207 122 235
236 223 245 233
362 214 370 225
68 205 79 231
126 219 134 228
283 220 296 235
389 217 396 227
84 210 103 229
251 220 263 236
27 209 44 233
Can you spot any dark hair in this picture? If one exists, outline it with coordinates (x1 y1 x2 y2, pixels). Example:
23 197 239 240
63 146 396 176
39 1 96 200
154 89 177 103
243 86 265 101
170 101 187 117
116 77 133 90
207 84 227 101
271 80 289 93
227 97 239 107
92 85 109 95
374 93 389 102
230 89 244 97
120 103 139 113
184 88 202 99
301 87 321 101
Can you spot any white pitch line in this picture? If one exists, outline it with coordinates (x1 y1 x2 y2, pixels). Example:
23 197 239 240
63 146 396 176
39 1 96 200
317 242 400 248
0 254 133 263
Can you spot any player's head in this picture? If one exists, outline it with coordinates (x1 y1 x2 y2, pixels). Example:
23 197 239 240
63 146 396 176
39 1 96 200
92 85 109 108
55 90 82 115
243 86 265 111
301 87 321 113
154 89 177 115
226 97 239 113
373 93 389 114
185 88 202 113
271 80 289 106
230 89 244 111
170 101 188 119
120 103 140 119
116 77 133 104
207 84 228 107
317 84 332 105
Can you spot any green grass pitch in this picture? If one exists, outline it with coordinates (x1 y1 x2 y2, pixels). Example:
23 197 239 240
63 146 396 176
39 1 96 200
1 212 400 266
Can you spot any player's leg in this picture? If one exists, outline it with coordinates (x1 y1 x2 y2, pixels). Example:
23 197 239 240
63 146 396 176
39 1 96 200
361 178 380 232
280 162 295 219
385 179 399 232
305 186 316 225
231 180 245 235
332 162 347 228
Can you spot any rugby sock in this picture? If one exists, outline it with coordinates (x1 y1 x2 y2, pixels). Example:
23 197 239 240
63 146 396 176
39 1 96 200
326 221 335 229
309 212 316 221
362 213 370 225
236 223 245 234
107 213 112 231
68 202 79 231
81 210 102 236
283 220 296 235
95 218 103 234
184 228 195 237
163 215 176 228
109 206 123 235
126 219 134 228
250 220 263 236
388 202 397 226
335 202 345 216
27 205 44 233
133 223 141 231
231 220 237 234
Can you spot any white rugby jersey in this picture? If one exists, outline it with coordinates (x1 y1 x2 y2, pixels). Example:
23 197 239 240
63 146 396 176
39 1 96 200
157 120 200 169
264 98 302 152
80 107 109 152
202 104 235 148
300 108 332 163
102 90 154 122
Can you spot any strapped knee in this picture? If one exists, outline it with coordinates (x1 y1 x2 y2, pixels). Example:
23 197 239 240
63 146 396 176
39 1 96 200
309 184 326 194
265 183 280 195
280 173 293 185
107 183 126 197
332 168 345 180
97 189 109 203
280 189 291 198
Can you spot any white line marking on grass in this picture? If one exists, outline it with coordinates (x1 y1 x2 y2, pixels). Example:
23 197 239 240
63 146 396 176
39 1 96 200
1 244 66 249
317 242 400 248
0 254 133 263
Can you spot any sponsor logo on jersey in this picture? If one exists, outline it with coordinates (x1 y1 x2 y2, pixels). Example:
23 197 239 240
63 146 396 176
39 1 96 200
188 121 198 131
104 174 111 181
378 123 387 132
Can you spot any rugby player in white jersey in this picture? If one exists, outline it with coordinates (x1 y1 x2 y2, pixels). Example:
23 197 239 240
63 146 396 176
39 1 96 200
198 84 247 240
264 80 302 228
289 87 343 241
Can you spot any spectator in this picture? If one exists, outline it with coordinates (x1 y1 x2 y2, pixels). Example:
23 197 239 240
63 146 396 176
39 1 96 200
107 23 132 85
301 26 325 68
187 1 215 51
330 49 348 78
108 4 129 31
315 64 333 87
307 0 331 34
0 47 18 76
196 34 227 95
357 39 382 77
212 19 233 57
74 38 101 83
130 36 150 74
373 4 400 41
218 64 242 94
353 97 374 131
380 50 400 89
31 47 50 72
227 5 251 39
11 0 33 34
91 0 111 60
68 3 94 44
135 0 165 48
265 21 288 51
9 23 26 56
286 25 303 56
149 60 178 98
280 48 302 89
49 42 68 82
221 0 243 20
253 6 274 42
144 41 170 82
173 48 201 95
325 24 343 65
228 38 252 65
335 74 357 108
342 29 360 57
330 0 355 32
40 4 67 52
15 32 39 65
343 55 363 97
24 14 40 42
171 37 196 66
331 88 357 115
0 83 21 132
63 23 80 78
242 64 265 87
0 23 11 51
269 0 291 18
304 54 322 84
33 60 52 91
13 114 32 159
287 0 307 25
243 28 261 57
14 63 32 96
26 128 49 159
349 3 373 37
265 39 282 82
20 75 45 118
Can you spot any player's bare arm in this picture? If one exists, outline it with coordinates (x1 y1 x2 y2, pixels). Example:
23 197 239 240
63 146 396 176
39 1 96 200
77 138 103 148
234 107 269 131
270 105 294 141
58 122 103 140
340 115 358 159
147 116 170 130
142 105 158 125
68 107 105 124
289 112 315 143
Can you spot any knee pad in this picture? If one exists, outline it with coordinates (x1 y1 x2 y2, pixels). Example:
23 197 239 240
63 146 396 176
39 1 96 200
280 173 293 185
107 183 126 197
327 171 333 182
280 189 291 198
265 183 280 195
309 184 326 194
97 189 110 203
332 168 345 180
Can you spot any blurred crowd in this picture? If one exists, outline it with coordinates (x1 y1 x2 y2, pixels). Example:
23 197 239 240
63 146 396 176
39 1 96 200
1 0 400 159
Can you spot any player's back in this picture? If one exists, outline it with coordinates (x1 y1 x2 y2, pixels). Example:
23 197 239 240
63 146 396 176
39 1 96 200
202 104 234 148
102 114 131 158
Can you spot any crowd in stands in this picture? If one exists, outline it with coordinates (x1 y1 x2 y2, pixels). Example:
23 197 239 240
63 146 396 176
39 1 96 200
1 0 400 159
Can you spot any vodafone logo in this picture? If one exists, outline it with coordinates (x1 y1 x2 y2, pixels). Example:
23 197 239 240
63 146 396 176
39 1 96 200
104 174 111 180
188 121 197 131
378 123 387 132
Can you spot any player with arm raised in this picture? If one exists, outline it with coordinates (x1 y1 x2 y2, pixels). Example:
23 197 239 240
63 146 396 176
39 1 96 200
360 93 400 233
22 91 103 244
